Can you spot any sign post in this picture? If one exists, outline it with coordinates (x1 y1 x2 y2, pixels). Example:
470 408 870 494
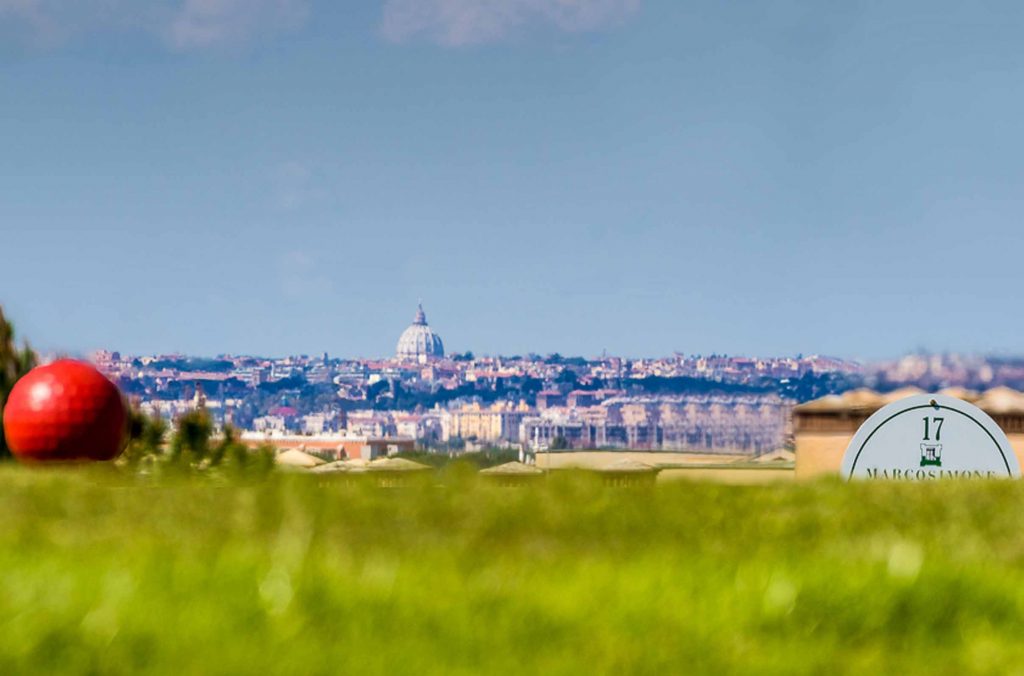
840 394 1020 480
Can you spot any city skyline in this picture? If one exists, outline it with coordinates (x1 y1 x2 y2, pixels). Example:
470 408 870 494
88 301 865 362
91 331 1024 455
4 2 1024 360
20 299 1024 364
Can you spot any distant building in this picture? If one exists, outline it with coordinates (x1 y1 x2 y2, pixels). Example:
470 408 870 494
301 414 335 435
240 433 415 461
396 304 445 362
395 413 444 442
536 391 567 410
567 389 622 408
444 401 534 445
523 394 792 454
253 415 287 433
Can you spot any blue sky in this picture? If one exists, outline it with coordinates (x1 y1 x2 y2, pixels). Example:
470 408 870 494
1 1 1023 360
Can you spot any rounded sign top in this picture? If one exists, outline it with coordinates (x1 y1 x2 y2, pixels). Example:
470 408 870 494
840 394 1019 480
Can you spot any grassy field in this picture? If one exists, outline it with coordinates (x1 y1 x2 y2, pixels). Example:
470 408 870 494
2 468 1024 674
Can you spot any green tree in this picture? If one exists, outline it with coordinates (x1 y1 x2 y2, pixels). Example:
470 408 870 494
0 307 37 459
209 424 237 467
123 409 168 465
169 410 213 466
212 426 276 477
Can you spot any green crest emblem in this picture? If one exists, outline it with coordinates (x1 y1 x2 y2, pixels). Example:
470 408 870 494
920 443 942 467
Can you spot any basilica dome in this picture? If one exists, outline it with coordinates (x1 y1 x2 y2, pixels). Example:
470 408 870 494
396 304 445 360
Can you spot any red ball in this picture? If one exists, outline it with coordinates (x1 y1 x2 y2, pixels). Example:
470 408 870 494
3 359 128 462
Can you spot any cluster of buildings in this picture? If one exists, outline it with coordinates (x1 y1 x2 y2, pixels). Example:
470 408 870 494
523 394 791 454
865 354 1024 391
102 303 985 459
221 393 790 456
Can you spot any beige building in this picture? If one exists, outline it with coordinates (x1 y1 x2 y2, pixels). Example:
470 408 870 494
240 433 415 461
444 401 534 445
794 387 1024 479
523 394 791 453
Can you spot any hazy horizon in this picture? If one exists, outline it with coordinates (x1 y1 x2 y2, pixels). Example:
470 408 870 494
32 336 1024 367
3 1 1023 360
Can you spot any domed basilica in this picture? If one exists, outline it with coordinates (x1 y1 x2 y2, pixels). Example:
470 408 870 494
396 304 445 361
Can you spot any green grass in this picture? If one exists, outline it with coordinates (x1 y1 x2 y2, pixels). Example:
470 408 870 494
1 468 1024 674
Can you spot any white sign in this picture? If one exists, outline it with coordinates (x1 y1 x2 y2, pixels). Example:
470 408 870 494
841 394 1019 480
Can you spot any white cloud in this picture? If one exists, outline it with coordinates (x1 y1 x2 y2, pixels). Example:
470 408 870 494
0 1 638 51
0 0 310 50
168 0 309 50
380 0 641 46
0 0 89 46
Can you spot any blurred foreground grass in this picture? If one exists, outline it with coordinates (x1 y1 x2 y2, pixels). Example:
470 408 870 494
1 469 1024 674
